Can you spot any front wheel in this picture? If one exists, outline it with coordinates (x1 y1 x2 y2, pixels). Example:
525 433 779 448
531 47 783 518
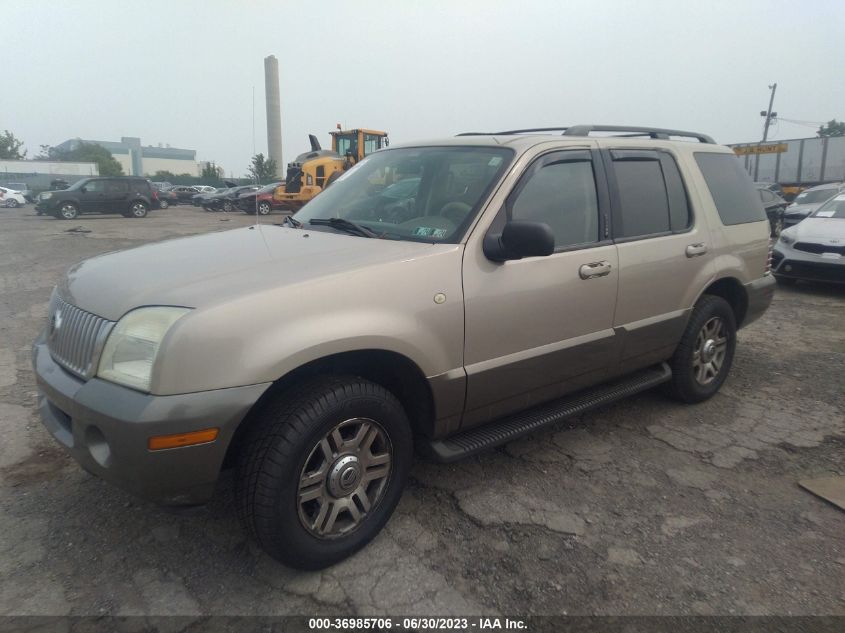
257 201 272 215
158 199 169 209
58 202 79 220
667 295 737 403
223 201 234 212
236 376 412 570
6 199 19 208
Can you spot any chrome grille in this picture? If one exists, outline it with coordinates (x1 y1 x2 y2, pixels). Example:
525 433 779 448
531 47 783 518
47 295 114 379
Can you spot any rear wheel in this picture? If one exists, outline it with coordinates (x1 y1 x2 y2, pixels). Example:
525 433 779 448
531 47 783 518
667 295 736 403
128 201 148 218
158 199 169 209
223 201 234 212
236 376 412 570
6 199 19 208
58 202 79 220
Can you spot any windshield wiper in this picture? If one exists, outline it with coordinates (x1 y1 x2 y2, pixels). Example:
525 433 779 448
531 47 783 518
281 215 302 228
309 217 378 238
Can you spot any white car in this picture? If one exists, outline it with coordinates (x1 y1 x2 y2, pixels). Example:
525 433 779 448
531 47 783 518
0 186 27 208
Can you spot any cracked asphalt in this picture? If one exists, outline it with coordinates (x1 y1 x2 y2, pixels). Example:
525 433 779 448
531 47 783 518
1 205 843 617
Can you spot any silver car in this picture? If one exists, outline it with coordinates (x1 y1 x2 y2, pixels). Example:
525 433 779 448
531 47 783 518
773 193 845 284
782 182 844 228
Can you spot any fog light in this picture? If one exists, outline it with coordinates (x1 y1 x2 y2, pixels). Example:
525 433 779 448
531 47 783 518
785 264 792 272
148 428 219 450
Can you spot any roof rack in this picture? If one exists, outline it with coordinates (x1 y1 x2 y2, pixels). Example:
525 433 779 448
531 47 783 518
456 125 715 144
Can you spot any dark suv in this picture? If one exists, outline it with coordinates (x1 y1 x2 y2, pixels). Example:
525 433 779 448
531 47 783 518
35 177 156 220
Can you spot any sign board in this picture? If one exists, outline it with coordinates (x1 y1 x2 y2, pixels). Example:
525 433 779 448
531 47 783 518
733 143 788 156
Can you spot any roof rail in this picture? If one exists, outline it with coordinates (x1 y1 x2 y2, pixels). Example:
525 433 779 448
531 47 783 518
456 125 715 144
564 125 715 144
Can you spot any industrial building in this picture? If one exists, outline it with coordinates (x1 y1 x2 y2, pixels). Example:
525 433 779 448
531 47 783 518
730 135 845 186
53 137 199 177
0 158 99 191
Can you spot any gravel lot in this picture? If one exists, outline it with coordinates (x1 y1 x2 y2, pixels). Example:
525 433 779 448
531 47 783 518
1 204 843 617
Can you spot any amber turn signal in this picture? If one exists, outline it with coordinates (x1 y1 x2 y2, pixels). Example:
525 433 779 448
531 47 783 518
148 428 219 450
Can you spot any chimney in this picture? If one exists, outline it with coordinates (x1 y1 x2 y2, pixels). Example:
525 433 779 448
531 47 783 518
264 55 283 177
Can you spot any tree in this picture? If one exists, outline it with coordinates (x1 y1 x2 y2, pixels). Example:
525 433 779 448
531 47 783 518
248 153 278 183
151 170 177 182
53 142 124 176
0 130 26 159
817 119 845 137
200 161 222 183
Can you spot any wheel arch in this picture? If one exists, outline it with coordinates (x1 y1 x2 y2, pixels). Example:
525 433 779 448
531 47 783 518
699 276 748 328
223 349 435 469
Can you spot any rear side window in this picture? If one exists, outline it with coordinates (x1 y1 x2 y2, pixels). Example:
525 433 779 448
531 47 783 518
694 152 765 225
106 180 129 194
609 150 690 238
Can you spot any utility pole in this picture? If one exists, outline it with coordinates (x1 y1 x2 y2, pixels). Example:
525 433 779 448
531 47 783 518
760 83 778 142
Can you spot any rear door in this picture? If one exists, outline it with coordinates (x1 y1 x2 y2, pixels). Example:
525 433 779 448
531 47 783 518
103 179 130 213
602 147 714 373
461 147 620 427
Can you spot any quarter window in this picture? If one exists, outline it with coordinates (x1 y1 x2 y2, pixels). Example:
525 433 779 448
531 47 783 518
694 152 766 225
509 155 600 248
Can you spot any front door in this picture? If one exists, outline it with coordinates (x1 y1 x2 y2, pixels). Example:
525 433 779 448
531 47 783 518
461 148 619 428
79 179 107 212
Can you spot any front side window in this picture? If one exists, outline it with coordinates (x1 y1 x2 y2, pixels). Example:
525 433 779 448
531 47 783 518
292 146 513 243
83 180 106 193
364 134 383 156
508 154 599 248
335 134 356 157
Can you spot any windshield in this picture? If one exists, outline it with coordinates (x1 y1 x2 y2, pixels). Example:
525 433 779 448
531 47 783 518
292 146 513 243
794 189 837 205
812 195 845 219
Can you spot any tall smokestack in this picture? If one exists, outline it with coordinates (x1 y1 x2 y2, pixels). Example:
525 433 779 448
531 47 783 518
264 55 283 177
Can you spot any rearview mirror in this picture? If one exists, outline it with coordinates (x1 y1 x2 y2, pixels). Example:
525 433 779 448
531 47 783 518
483 221 555 262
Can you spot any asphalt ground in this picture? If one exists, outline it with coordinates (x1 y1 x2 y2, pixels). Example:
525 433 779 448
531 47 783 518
0 203 843 617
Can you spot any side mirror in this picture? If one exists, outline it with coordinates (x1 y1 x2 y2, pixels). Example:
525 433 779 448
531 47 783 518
483 221 555 262
80 186 87 193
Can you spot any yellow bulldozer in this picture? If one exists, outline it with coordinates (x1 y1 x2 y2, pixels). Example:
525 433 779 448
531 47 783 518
273 127 388 210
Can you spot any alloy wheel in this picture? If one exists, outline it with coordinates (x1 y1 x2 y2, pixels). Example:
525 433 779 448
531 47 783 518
692 316 727 385
258 202 271 215
297 417 392 539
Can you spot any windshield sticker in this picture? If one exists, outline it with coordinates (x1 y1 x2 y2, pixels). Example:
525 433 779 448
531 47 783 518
488 156 503 167
413 226 447 238
816 210 835 217
835 194 845 201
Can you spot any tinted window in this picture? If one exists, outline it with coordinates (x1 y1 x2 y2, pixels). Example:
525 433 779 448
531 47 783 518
694 152 765 225
509 156 599 248
612 157 670 237
106 180 129 194
661 154 691 231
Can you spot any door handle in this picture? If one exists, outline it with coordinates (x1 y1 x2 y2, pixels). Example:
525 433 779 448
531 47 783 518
685 243 708 258
579 260 612 279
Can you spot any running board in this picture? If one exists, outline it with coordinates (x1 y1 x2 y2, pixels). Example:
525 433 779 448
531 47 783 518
422 363 672 462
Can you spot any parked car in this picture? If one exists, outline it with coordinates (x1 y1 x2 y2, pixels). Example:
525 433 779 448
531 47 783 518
772 193 845 284
203 185 259 212
0 186 27 208
194 185 218 193
3 182 34 202
756 186 788 236
191 188 225 206
151 181 172 191
754 181 786 198
171 186 201 202
35 176 156 219
237 182 283 215
782 182 844 228
152 185 179 209
32 125 774 570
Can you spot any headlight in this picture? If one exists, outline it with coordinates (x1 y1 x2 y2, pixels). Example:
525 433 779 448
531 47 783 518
97 307 190 392
41 192 52 200
779 234 795 246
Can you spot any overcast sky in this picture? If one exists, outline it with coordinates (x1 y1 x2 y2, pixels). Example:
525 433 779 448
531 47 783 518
6 0 844 176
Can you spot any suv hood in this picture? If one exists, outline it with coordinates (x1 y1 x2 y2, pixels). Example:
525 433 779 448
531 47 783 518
787 217 845 243
60 226 444 320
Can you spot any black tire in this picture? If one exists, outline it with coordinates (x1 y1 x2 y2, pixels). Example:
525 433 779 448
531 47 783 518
158 199 169 209
257 201 272 215
236 376 412 570
667 295 737 404
57 202 79 220
128 201 148 218
223 201 233 212
775 275 797 286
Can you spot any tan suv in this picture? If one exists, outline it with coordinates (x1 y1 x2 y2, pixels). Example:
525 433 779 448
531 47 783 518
32 125 774 569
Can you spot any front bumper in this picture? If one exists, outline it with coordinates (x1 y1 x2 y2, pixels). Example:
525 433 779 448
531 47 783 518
35 201 55 213
742 275 776 327
772 246 845 284
32 332 270 505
